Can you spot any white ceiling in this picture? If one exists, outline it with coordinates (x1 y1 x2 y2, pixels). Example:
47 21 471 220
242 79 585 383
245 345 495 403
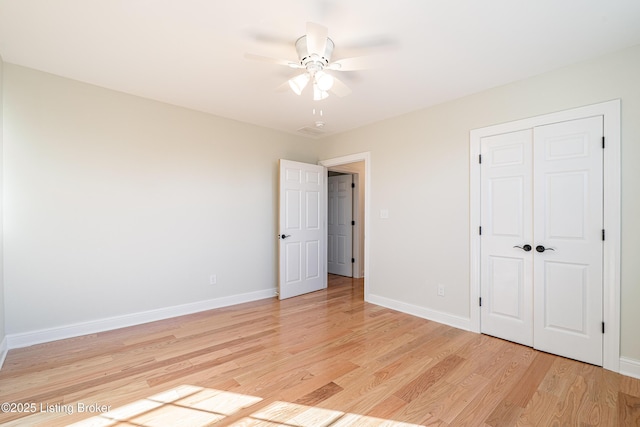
1 0 640 138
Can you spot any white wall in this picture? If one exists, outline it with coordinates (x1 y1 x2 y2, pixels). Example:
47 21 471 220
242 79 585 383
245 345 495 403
3 64 315 337
316 44 640 362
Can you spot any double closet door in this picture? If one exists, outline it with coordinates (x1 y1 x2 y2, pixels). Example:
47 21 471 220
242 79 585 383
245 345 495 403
480 116 604 366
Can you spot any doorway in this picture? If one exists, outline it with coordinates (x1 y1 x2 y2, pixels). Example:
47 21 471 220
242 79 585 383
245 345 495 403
328 172 355 277
320 152 370 297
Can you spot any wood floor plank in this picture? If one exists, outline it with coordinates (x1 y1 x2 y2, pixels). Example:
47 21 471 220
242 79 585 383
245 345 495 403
515 389 559 426
447 344 537 426
1 274 639 426
389 375 457 423
548 370 590 425
438 372 491 423
622 374 640 398
485 351 556 425
618 392 640 427
363 394 407 420
324 365 419 417
294 382 344 406
393 354 465 403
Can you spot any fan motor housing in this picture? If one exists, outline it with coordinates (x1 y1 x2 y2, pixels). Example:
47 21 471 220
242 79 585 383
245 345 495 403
295 35 335 67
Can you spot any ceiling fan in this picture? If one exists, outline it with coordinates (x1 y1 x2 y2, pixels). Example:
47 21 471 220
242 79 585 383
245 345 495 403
246 22 370 100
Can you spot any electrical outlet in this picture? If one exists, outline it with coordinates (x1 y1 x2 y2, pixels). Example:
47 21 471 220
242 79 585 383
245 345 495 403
437 284 445 297
209 274 217 285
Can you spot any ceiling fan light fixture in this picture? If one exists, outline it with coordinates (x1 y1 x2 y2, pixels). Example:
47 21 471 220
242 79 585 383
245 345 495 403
246 22 357 101
315 71 334 91
313 84 329 101
288 73 310 95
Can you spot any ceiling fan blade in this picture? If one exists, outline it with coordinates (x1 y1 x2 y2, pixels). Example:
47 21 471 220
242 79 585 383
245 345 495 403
327 55 379 71
306 22 328 55
329 76 351 97
244 53 302 68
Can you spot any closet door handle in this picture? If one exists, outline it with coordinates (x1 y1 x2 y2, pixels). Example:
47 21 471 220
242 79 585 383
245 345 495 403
535 245 555 253
513 244 532 252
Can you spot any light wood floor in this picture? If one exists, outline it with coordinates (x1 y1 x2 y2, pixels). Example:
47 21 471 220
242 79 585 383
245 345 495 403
1 275 639 426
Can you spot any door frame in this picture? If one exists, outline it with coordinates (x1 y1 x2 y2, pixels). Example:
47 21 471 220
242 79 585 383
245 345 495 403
319 152 371 297
469 100 621 372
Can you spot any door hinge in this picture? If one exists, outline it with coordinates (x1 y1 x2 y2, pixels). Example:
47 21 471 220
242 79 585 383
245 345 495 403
602 136 605 149
479 154 482 164
351 182 355 188
351 220 355 226
479 297 482 307
602 322 605 334
351 258 355 263
602 229 605 241
479 226 482 235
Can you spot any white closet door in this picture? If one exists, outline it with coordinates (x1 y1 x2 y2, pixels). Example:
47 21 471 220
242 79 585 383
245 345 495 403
532 116 604 365
480 116 604 365
480 130 534 346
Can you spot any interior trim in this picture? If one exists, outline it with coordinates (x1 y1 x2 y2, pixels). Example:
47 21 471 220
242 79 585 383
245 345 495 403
5 288 276 350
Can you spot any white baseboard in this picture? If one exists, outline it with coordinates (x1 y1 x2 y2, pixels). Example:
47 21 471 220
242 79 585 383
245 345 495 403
6 288 277 350
620 357 640 380
0 336 8 370
366 293 474 332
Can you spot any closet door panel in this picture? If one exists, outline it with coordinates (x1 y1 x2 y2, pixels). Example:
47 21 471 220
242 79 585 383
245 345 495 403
480 130 533 346
533 116 604 366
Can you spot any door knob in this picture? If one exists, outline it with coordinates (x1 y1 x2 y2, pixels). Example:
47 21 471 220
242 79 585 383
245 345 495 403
536 245 555 253
513 244 532 252
279 234 291 240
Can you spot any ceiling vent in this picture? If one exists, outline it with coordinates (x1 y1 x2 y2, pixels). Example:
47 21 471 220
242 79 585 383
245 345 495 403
297 126 326 137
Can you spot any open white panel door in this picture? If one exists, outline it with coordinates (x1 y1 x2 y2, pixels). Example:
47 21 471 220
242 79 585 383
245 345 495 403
278 159 327 299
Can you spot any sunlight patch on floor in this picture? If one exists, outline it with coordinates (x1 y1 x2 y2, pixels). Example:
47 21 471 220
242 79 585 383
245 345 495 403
68 385 261 427
242 400 422 426
68 385 423 426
